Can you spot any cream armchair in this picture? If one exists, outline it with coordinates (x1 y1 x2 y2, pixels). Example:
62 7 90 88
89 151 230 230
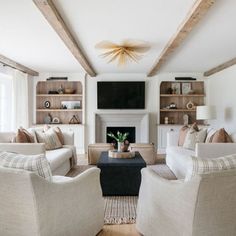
136 168 236 236
0 167 104 236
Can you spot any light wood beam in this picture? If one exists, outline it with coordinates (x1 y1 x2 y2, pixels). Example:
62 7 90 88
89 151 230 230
204 58 236 76
0 54 39 76
147 0 215 77
33 0 96 77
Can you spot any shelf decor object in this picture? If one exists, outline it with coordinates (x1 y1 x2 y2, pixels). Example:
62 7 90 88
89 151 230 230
95 40 150 66
159 81 205 125
36 81 83 124
196 105 216 125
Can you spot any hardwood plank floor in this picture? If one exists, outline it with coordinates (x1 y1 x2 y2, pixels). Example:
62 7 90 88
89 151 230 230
98 224 141 236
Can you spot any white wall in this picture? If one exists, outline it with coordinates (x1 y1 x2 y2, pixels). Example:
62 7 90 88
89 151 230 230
207 65 236 133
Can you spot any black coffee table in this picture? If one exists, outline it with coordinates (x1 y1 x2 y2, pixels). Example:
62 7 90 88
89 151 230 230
97 151 146 196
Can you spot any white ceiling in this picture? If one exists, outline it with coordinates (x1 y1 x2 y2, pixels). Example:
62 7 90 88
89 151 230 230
0 0 236 75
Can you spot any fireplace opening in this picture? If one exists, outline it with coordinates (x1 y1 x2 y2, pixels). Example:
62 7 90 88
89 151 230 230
106 126 136 144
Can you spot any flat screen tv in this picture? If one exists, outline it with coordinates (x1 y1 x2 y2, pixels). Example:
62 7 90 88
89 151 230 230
97 81 145 109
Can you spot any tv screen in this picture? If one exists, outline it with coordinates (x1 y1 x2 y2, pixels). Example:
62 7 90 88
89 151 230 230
97 81 145 109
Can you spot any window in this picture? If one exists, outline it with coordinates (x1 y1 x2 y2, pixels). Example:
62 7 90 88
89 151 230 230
0 73 13 131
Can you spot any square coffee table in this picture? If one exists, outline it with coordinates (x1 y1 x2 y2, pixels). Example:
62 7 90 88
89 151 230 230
97 151 146 196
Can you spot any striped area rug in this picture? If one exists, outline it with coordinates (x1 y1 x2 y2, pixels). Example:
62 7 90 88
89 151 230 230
104 196 138 225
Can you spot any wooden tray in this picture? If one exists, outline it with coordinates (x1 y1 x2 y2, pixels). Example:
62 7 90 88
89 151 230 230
108 150 135 158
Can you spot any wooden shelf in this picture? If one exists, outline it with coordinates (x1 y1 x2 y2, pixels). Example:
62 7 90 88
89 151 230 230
36 109 82 112
160 109 196 112
36 81 83 125
36 94 82 97
160 94 204 97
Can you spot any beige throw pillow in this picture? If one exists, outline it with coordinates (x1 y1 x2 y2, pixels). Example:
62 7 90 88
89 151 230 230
185 154 236 181
36 129 62 150
178 123 199 146
43 125 64 145
183 128 207 150
0 151 52 181
15 128 35 143
209 128 233 143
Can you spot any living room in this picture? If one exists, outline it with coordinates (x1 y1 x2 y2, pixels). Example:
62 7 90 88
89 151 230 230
1 0 236 236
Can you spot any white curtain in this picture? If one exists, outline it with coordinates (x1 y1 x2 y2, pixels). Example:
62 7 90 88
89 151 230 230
12 70 29 130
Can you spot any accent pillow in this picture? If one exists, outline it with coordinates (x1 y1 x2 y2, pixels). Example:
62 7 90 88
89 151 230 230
178 123 199 146
185 154 236 181
44 125 64 145
183 128 207 150
15 128 35 143
209 128 233 143
178 125 189 146
205 128 217 143
0 151 52 181
36 129 62 150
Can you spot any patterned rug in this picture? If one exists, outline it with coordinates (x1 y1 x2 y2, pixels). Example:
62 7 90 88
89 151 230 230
104 196 138 225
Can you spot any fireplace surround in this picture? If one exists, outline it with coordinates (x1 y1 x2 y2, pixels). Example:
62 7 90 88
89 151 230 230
95 113 149 143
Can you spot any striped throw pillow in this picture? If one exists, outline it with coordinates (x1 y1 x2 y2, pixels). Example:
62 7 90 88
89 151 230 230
0 151 52 181
185 154 236 181
36 129 62 150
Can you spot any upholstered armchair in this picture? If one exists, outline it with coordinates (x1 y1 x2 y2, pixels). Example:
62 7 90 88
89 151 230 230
0 167 104 236
136 168 236 236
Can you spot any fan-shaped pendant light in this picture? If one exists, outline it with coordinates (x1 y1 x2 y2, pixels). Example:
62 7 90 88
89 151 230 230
95 40 150 66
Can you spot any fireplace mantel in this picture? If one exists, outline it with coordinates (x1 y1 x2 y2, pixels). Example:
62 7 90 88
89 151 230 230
95 112 149 143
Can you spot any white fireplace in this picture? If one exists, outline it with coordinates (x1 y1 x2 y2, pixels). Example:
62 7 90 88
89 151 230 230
95 112 149 143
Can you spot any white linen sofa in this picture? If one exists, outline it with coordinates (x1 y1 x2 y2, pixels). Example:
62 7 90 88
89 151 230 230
0 166 104 236
0 128 77 176
166 130 236 179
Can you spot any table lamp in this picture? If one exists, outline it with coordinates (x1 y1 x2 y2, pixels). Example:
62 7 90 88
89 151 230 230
196 105 216 125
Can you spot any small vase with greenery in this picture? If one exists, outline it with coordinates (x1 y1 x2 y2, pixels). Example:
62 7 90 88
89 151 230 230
107 131 129 152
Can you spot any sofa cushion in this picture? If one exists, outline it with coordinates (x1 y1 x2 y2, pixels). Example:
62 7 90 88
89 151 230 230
183 128 207 150
0 151 52 181
166 146 195 179
46 147 72 171
178 125 189 146
36 129 62 150
185 154 236 181
209 128 233 143
205 128 217 143
15 128 35 143
44 125 64 145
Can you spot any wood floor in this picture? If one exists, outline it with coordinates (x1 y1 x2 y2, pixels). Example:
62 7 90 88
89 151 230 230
98 224 141 236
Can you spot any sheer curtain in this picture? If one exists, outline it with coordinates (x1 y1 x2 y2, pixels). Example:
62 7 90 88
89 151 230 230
0 69 29 131
12 70 29 130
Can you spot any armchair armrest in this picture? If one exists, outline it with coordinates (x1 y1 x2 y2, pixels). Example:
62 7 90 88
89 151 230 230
167 131 179 147
136 168 200 235
32 167 104 236
196 143 236 159
62 131 74 145
0 143 45 155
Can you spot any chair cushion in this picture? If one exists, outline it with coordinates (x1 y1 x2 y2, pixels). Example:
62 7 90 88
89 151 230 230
0 151 52 181
36 129 62 150
46 147 72 171
185 154 236 181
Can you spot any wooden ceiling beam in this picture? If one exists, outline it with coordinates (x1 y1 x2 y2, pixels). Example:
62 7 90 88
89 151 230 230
33 0 96 77
204 58 236 76
147 0 215 77
0 54 39 76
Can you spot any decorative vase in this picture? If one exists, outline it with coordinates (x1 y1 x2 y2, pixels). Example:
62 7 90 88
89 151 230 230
117 142 122 152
